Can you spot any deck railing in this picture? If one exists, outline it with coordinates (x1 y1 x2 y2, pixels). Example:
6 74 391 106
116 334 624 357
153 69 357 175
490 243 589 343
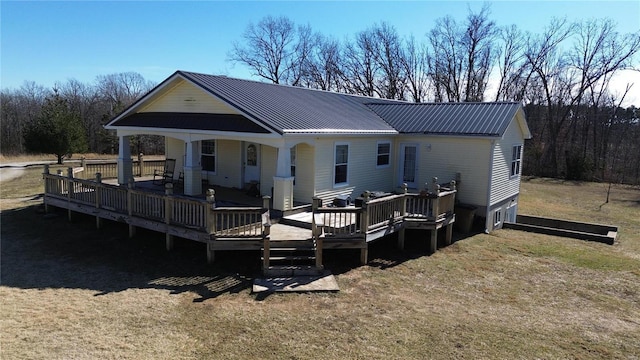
42 166 270 240
74 156 166 179
312 179 457 238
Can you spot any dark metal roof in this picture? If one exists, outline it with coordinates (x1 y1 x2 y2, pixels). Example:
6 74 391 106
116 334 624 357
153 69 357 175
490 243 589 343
178 71 399 134
111 112 271 133
366 102 522 136
107 70 526 137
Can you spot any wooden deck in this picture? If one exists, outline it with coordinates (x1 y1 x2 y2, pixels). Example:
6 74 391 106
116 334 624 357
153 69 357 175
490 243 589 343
43 166 457 273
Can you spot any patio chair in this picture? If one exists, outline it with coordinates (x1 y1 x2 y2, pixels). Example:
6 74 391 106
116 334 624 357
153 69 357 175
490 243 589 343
174 172 184 190
153 159 176 185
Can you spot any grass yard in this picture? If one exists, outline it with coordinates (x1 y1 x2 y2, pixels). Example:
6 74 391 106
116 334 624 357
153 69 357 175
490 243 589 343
1 168 639 359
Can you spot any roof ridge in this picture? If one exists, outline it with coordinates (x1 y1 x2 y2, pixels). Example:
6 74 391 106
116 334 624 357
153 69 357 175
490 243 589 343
177 70 410 103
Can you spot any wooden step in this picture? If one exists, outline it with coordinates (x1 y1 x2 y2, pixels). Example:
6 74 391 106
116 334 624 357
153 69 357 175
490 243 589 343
263 246 315 252
262 255 316 261
263 265 324 277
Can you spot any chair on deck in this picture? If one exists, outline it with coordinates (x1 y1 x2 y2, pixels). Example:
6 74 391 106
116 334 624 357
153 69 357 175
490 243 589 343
153 159 176 185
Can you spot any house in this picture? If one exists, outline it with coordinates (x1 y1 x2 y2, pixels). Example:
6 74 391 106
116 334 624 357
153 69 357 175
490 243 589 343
105 70 531 232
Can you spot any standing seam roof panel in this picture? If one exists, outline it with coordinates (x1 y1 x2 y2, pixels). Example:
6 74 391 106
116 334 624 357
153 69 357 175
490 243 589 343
180 71 398 133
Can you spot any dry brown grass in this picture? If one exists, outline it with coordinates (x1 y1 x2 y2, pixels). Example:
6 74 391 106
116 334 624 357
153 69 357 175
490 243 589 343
1 171 639 359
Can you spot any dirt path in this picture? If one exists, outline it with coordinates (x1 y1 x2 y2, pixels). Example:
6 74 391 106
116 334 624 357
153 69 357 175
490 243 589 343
0 167 25 183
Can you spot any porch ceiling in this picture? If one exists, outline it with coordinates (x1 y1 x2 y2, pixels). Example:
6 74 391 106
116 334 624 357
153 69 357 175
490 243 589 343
111 112 271 134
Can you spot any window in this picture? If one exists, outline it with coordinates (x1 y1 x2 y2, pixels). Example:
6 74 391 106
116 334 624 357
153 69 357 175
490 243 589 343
290 146 297 177
494 209 502 226
246 144 257 166
201 140 216 172
334 144 349 185
511 145 522 177
377 142 391 167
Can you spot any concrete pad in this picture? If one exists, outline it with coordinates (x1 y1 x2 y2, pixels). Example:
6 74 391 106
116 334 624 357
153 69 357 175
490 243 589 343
252 270 339 293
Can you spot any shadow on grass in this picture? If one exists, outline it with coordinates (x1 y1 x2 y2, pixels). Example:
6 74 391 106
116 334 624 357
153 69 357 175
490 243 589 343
1 204 477 301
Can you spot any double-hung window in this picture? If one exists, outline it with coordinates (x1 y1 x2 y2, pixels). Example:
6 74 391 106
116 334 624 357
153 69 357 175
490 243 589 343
377 142 391 167
334 144 349 186
201 140 216 173
510 145 522 177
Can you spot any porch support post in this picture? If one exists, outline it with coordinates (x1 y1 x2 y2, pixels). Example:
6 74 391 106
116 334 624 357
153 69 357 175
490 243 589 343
183 140 202 196
117 135 133 185
428 229 437 254
273 145 293 211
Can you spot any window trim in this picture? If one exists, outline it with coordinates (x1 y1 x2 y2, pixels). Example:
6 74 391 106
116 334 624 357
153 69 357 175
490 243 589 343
333 142 350 187
201 139 217 175
494 209 502 227
510 144 522 178
376 141 391 168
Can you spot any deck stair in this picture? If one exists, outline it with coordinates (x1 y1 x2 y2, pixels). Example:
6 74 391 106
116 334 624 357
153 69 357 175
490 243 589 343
262 223 323 277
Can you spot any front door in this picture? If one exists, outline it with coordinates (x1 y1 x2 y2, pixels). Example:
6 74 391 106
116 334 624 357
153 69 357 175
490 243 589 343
243 142 260 185
399 144 418 188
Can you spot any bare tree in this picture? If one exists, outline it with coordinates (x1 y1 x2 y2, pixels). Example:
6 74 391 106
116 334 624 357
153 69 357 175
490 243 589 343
428 15 464 102
371 22 407 100
0 82 49 154
402 35 430 103
301 35 345 91
461 4 498 101
229 16 315 85
494 25 528 101
342 28 379 97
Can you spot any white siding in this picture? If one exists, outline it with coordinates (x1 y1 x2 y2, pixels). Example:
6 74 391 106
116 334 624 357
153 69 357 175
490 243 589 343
400 136 491 206
206 140 241 188
314 137 395 204
140 80 240 114
490 118 524 205
261 146 277 197
292 143 315 204
166 137 184 176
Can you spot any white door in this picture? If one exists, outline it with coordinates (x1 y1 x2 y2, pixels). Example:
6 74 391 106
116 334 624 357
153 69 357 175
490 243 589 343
399 144 418 188
506 203 517 223
244 142 260 185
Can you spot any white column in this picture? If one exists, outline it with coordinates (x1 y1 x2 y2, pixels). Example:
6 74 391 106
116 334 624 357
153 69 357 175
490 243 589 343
183 140 202 196
273 146 294 211
117 135 133 185
275 145 291 177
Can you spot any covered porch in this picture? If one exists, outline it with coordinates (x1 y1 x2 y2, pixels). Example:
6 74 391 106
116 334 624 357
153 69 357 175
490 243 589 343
114 131 311 212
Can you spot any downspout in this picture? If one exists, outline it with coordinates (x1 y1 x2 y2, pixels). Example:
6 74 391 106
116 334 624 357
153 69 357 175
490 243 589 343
485 139 496 233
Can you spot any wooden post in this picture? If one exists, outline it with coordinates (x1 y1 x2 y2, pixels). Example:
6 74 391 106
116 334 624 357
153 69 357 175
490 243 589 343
138 153 144 177
262 227 270 271
360 246 368 265
262 194 272 271
429 229 438 254
311 196 321 239
398 183 408 250
206 189 216 264
127 179 136 238
360 191 370 264
432 177 440 221
43 165 50 213
67 167 74 222
445 223 453 246
360 191 370 232
80 157 86 179
95 173 102 229
205 189 216 233
57 169 64 199
165 183 174 251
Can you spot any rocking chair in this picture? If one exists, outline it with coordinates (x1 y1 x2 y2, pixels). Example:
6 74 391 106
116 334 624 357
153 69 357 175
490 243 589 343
153 159 176 185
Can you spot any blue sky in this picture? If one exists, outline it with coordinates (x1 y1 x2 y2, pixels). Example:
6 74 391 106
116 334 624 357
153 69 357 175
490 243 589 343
2 0 639 103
